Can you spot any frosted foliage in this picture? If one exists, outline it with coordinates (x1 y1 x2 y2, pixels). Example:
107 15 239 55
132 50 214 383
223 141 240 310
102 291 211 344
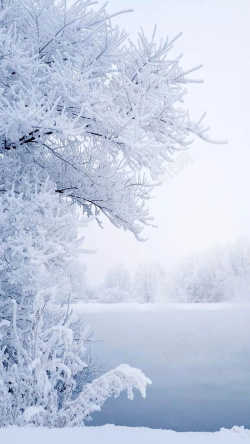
0 0 211 239
0 153 151 426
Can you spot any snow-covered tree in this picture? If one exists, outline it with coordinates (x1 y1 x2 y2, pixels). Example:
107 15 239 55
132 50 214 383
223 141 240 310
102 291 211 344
0 0 213 240
168 249 228 303
222 238 250 302
0 0 217 426
104 264 131 292
169 238 250 303
133 262 166 303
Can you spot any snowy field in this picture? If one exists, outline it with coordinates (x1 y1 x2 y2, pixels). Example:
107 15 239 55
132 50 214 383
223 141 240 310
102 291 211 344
72 303 250 431
1 425 250 444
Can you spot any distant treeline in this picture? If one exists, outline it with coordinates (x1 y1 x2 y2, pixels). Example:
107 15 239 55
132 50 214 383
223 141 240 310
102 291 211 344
84 237 250 303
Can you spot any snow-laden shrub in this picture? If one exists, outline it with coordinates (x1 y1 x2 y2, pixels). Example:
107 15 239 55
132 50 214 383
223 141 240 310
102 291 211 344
0 301 150 427
99 287 130 303
0 153 151 427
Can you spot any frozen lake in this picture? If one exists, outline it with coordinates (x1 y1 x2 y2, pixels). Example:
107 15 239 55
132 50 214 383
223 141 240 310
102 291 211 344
72 303 250 432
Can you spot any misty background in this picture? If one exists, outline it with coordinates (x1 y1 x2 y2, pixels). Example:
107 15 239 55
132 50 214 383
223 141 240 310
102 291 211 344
80 0 250 286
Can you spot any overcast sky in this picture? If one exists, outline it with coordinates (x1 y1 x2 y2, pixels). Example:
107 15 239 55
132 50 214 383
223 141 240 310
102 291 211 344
80 0 250 285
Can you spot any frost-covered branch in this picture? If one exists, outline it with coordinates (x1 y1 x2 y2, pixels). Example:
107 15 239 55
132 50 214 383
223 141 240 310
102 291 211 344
0 0 217 238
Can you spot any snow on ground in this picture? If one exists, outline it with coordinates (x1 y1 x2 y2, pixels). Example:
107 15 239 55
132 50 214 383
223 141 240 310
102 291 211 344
70 303 250 431
1 425 250 444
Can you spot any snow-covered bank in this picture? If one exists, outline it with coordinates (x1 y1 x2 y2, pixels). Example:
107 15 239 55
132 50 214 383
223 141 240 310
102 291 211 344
71 302 250 313
1 425 250 444
71 303 250 431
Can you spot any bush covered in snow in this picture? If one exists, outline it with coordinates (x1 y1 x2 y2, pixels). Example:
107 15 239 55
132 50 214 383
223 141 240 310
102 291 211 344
99 287 130 303
0 153 151 426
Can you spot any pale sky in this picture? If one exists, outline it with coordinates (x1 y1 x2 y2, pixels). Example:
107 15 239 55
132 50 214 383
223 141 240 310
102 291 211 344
80 0 250 285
